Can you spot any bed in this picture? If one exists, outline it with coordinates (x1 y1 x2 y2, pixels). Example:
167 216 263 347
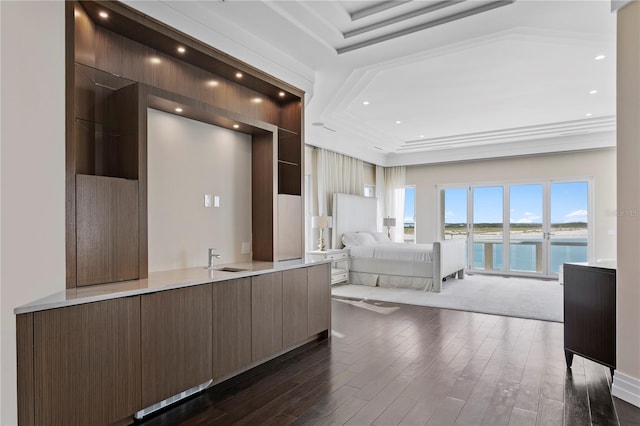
331 193 466 292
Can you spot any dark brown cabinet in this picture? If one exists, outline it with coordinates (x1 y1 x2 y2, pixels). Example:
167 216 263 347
308 264 332 336
282 268 309 347
141 285 213 407
17 264 330 424
251 272 284 361
212 278 252 379
564 262 616 373
26 298 141 426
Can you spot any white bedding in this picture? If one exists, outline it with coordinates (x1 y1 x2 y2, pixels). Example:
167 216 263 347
348 242 434 262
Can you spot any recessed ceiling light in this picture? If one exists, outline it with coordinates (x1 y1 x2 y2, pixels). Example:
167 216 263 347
395 120 401 124
362 101 370 105
99 11 109 19
420 135 425 138
207 80 219 87
175 107 183 113
595 54 606 60
150 57 161 65
252 97 263 104
177 46 186 54
235 72 243 78
589 90 598 95
278 91 286 98
585 113 593 117
233 124 240 129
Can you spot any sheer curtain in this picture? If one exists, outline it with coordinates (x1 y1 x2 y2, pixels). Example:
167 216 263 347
383 166 406 242
314 148 364 248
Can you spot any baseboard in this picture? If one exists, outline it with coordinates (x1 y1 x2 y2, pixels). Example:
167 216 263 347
612 371 640 408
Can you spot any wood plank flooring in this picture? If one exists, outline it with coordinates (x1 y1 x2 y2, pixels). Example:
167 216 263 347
137 297 640 426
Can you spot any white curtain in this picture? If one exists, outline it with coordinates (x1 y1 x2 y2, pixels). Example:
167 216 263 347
383 166 406 242
314 148 364 248
316 148 364 215
376 165 385 231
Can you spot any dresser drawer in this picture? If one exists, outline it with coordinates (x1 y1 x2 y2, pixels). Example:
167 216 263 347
331 271 348 284
325 251 348 261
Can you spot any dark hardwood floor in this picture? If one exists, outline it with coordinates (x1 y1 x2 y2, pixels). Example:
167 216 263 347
137 297 640 425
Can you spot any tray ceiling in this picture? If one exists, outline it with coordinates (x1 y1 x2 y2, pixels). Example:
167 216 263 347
124 0 617 166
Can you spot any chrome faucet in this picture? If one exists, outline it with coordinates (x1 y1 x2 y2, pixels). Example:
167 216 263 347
207 248 221 269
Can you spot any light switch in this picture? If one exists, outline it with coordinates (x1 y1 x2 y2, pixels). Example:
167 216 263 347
204 194 212 208
214 196 220 208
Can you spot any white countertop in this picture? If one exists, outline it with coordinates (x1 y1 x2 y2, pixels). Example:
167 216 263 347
564 260 617 270
15 258 330 315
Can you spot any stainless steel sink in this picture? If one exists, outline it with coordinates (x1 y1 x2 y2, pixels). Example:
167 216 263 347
216 267 248 273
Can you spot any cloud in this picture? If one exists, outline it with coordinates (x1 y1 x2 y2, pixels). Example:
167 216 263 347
445 210 454 219
564 209 588 222
513 212 541 224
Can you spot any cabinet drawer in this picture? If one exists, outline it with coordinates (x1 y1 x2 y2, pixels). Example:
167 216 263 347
331 271 348 284
326 252 348 260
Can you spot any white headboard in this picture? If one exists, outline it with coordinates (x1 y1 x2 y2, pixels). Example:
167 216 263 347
332 193 378 249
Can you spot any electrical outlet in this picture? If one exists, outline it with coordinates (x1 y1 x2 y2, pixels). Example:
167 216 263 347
204 194 212 208
214 195 220 208
241 242 251 254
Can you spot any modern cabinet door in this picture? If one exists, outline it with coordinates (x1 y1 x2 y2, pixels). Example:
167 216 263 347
213 278 252 378
76 174 138 286
141 285 213 407
252 272 283 361
307 263 331 337
32 297 141 426
282 268 308 347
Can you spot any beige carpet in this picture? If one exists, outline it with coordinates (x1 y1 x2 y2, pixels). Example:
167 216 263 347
331 273 563 322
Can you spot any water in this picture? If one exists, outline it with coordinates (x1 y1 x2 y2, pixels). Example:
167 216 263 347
472 239 587 274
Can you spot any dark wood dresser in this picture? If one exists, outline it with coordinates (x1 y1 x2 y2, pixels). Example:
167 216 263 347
563 262 616 375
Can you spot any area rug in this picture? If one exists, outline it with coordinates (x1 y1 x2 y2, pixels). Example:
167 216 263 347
331 274 563 322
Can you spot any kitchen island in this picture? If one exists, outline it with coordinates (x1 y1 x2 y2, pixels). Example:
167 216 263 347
15 259 331 425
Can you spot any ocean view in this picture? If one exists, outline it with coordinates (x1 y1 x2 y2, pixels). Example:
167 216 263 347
472 239 588 273
442 222 588 274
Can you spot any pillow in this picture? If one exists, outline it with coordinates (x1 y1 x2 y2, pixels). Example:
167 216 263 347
370 231 391 243
342 232 377 247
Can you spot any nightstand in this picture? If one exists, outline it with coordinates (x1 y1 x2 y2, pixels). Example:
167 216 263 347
306 249 350 285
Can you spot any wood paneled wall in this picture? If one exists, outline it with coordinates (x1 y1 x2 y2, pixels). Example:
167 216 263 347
67 1 304 287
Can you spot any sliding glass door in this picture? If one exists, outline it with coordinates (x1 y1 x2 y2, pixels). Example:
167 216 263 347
549 182 589 273
509 184 544 273
440 179 590 277
472 186 504 271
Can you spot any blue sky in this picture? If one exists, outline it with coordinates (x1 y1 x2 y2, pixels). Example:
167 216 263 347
404 187 415 223
443 182 588 224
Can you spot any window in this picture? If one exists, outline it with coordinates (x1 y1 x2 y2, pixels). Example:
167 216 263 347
404 186 415 243
438 179 591 278
364 185 375 197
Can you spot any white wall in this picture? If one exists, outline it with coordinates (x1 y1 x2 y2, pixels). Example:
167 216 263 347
407 149 617 262
147 109 252 271
613 1 640 407
1 2 66 424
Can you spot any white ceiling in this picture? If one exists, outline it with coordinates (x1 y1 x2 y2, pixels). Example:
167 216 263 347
125 0 617 166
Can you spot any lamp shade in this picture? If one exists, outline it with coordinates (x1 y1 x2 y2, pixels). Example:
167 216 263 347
312 215 333 229
383 217 396 227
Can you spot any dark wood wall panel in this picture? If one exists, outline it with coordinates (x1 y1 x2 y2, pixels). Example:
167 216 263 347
113 178 139 281
92 27 281 125
76 174 113 285
141 285 213 407
252 272 283 361
307 264 331 336
282 268 308 347
16 313 35 426
252 132 275 261
212 278 252 378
